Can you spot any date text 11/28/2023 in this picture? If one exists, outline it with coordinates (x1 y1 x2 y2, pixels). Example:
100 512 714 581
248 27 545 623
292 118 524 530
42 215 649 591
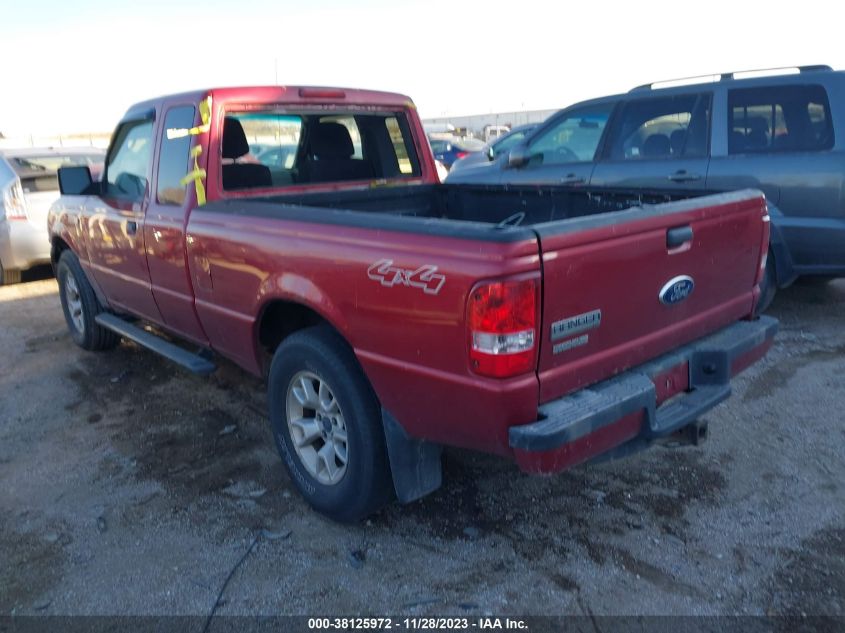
308 617 528 630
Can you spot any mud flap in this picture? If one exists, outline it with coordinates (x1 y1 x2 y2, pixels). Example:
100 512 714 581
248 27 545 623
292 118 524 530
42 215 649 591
382 408 442 503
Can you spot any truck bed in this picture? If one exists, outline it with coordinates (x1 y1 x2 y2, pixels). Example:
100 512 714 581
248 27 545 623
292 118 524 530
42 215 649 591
204 184 717 236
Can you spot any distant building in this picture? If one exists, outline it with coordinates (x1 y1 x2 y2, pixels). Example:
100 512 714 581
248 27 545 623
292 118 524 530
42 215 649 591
422 108 558 138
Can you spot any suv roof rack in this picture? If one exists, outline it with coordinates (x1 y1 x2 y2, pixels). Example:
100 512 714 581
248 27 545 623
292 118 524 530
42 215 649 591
630 65 833 92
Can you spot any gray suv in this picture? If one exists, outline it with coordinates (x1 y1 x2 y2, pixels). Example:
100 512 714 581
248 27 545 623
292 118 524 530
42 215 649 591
447 66 845 308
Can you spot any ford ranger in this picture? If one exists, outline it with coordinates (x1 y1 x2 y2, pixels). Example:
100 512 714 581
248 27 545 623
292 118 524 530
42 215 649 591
48 86 777 521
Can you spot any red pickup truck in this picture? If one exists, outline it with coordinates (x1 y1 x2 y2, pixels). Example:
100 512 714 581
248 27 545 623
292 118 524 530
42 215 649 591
48 86 777 521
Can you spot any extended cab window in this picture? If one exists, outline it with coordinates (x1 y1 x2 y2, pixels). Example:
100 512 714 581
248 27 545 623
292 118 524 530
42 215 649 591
104 119 154 200
527 105 612 165
605 94 710 160
222 110 421 190
157 106 196 205
728 84 834 154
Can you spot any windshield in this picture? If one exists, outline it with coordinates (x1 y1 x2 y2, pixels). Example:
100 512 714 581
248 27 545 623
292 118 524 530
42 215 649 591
492 128 534 156
6 152 104 192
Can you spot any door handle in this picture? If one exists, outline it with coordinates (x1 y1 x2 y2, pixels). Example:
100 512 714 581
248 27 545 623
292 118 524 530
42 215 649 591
668 170 701 183
560 174 585 185
667 225 694 248
126 220 138 236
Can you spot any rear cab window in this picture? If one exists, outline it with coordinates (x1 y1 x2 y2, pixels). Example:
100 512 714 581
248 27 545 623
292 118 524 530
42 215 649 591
728 84 834 154
220 108 422 191
604 94 711 160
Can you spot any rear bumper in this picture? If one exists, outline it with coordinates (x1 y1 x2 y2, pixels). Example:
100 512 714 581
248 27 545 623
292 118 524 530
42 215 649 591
509 315 778 474
0 219 51 271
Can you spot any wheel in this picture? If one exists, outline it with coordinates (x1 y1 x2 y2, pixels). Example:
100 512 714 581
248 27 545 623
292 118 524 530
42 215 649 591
56 251 119 351
0 262 21 285
756 250 777 313
268 326 393 522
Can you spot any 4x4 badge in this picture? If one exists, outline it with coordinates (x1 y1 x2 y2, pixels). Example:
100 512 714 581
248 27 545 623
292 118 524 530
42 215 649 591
367 259 446 295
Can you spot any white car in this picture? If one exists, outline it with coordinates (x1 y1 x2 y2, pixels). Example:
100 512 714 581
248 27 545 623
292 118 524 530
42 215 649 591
0 147 104 284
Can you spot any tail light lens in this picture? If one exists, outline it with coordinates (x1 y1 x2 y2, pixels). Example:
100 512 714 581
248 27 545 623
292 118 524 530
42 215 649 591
1 180 28 220
455 151 469 160
468 277 539 378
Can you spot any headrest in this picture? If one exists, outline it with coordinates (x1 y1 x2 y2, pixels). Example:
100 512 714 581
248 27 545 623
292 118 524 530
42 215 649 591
669 129 686 154
311 122 354 159
222 117 250 159
642 133 671 157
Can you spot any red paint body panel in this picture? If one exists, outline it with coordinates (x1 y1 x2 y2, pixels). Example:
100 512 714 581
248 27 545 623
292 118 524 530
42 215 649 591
47 86 776 470
537 196 768 403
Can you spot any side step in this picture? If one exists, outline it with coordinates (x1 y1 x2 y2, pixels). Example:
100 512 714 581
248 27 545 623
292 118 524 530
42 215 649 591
95 313 216 375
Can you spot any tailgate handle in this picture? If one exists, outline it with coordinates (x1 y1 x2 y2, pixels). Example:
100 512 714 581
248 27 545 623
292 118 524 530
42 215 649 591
667 225 693 248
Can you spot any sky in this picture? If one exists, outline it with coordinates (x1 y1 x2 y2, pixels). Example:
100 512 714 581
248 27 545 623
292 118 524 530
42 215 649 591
2 0 844 137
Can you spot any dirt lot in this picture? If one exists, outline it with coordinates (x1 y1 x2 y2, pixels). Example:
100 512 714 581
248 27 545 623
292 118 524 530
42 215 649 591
1 276 843 620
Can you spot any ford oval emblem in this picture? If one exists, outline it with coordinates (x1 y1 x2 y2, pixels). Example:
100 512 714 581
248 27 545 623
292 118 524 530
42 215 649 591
659 275 694 305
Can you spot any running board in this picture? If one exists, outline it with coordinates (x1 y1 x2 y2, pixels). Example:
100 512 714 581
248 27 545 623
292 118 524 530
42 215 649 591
95 313 216 375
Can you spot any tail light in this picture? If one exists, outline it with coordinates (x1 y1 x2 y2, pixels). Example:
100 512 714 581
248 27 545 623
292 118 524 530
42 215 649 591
1 179 28 220
455 151 469 160
468 277 539 378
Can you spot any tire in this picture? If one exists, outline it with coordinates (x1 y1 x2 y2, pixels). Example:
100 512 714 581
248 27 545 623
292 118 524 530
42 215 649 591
268 326 393 522
56 251 120 351
756 250 777 313
0 262 21 285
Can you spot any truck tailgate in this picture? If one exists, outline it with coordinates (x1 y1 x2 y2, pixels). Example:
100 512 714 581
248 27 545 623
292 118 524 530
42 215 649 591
534 190 768 403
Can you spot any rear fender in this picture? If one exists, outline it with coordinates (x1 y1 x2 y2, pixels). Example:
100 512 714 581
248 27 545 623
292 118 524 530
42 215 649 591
256 272 349 343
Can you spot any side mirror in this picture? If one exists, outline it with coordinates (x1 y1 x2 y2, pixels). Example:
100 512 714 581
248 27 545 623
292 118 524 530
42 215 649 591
58 166 96 195
507 145 530 169
486 146 495 161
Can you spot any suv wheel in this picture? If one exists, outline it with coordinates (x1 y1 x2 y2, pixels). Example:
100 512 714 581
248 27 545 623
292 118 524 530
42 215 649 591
756 250 777 313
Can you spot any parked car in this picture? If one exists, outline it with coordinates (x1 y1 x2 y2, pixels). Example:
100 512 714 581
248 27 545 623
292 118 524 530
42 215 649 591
429 136 486 169
447 65 845 310
449 123 538 175
0 147 104 284
49 86 775 522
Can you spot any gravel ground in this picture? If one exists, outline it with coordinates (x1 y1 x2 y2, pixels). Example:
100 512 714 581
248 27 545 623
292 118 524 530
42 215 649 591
0 276 843 620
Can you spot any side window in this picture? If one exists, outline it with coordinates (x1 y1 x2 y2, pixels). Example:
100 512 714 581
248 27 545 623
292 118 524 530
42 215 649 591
105 119 154 200
605 94 710 160
728 84 834 154
528 105 613 165
157 106 196 205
